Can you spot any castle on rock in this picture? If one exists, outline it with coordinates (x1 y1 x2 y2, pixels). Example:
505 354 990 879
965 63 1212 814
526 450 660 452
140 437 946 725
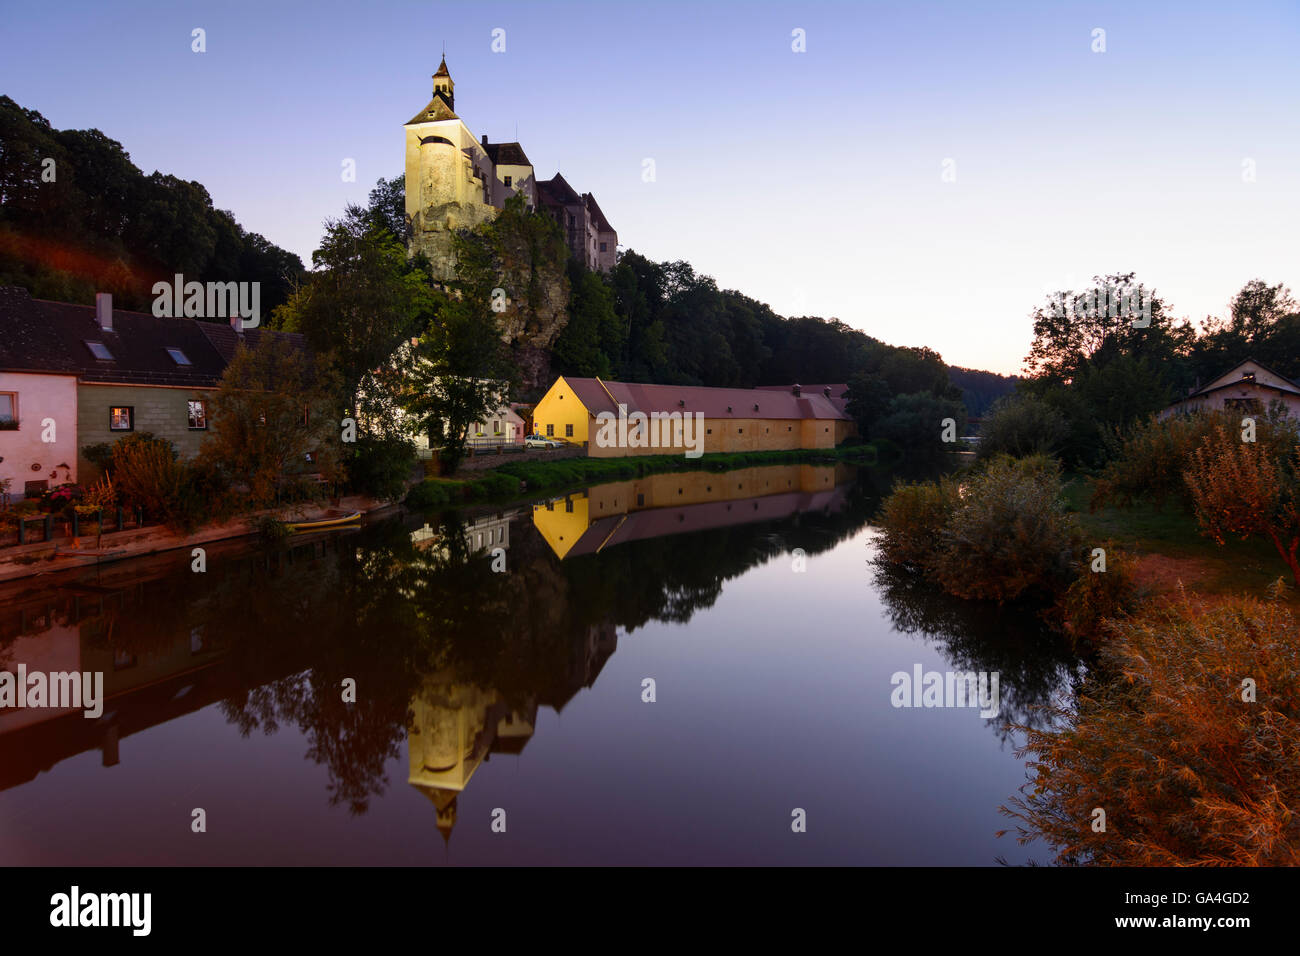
404 57 617 280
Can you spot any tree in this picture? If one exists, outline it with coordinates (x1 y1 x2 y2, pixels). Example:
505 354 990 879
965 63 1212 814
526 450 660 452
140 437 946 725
1023 272 1193 388
1184 423 1300 586
200 335 344 507
845 372 892 436
402 295 516 473
283 205 433 416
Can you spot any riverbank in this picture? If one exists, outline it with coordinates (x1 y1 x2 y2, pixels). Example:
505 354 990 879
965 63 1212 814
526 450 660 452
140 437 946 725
0 494 395 584
1064 476 1299 607
407 442 892 510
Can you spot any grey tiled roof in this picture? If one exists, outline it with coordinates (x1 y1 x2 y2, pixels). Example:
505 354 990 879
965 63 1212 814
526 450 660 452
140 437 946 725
0 286 304 388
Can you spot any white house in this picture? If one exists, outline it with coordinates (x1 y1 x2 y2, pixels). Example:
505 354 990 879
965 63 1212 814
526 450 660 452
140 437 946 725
0 370 80 502
1159 359 1300 420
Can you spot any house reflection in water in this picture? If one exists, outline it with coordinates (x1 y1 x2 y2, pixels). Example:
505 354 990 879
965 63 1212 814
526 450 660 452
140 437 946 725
533 463 854 559
410 510 516 556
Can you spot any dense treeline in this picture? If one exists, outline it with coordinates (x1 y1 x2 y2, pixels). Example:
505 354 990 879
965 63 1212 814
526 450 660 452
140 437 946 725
553 248 955 391
0 95 304 313
948 366 1018 418
980 273 1300 468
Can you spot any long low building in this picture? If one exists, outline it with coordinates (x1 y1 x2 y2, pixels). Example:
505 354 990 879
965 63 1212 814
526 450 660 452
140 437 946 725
532 376 854 457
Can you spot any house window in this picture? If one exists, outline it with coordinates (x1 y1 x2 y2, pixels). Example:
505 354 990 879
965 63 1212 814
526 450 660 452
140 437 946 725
504 175 512 187
600 242 607 252
166 348 192 365
109 406 134 431
565 424 574 437
546 424 554 436
493 419 500 433
24 479 48 498
0 391 16 427
565 499 574 513
187 400 207 430
85 340 114 360
737 427 743 434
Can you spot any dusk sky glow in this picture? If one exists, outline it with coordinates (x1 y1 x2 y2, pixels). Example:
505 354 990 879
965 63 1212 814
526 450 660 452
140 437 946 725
4 0 1297 374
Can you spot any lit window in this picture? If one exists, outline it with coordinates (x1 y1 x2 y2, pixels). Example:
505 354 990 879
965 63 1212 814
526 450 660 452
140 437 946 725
85 341 114 360
504 175 512 187
166 348 191 365
188 400 207 430
109 406 133 431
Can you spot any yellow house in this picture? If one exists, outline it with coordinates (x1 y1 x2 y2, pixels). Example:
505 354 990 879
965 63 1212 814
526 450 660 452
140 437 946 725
532 377 854 457
533 463 854 559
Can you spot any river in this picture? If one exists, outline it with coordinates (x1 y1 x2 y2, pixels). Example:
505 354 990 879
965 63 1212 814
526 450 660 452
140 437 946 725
0 461 1080 865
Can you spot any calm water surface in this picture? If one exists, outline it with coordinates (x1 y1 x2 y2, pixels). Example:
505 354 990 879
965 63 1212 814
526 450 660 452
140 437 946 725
0 463 1079 865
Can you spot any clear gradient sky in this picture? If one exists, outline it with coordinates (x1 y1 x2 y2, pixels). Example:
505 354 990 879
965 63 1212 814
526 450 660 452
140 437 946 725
3 0 1298 374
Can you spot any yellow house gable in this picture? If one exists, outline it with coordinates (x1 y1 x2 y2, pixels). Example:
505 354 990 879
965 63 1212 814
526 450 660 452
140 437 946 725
532 375 595 444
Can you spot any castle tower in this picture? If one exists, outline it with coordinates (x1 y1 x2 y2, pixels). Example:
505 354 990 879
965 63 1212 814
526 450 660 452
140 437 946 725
404 57 498 280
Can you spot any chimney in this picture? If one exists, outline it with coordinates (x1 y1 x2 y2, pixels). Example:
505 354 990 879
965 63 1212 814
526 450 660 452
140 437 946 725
823 386 832 398
95 293 112 331
482 134 488 146
792 384 801 397
230 315 243 336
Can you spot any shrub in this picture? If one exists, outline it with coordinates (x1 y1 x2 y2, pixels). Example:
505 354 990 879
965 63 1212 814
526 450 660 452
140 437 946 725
1050 545 1141 645
931 455 1078 601
1184 421 1300 586
111 438 208 533
976 393 1069 461
405 479 458 511
253 514 290 546
877 455 1078 602
82 432 177 477
347 433 417 502
1001 595 1300 865
1092 406 1300 512
875 478 958 570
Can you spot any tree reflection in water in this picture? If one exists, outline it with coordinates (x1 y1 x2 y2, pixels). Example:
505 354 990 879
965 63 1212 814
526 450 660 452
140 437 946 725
870 558 1084 743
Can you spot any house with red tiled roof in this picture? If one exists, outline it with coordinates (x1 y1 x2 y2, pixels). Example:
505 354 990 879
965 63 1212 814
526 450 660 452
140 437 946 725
531 376 855 458
0 286 306 494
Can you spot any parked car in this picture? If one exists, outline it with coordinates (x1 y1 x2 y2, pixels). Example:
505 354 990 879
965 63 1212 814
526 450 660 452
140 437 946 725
525 433 565 449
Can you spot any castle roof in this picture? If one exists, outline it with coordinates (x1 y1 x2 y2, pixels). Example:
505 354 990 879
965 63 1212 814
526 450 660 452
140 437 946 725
537 173 582 206
483 141 532 167
406 93 458 125
583 193 614 233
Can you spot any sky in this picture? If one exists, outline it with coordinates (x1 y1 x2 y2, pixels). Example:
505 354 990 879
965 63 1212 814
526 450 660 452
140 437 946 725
3 0 1298 375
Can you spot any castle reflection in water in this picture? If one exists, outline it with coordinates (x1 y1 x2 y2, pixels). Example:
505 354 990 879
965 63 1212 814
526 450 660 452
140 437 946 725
0 464 858 843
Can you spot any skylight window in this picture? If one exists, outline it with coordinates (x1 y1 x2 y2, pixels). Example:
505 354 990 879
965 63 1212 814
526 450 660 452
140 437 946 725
85 340 114 360
166 348 192 366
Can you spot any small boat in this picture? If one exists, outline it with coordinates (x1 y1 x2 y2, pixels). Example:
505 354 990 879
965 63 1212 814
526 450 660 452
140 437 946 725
286 510 363 533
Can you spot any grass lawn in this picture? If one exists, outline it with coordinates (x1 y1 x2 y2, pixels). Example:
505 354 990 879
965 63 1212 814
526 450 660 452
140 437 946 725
1063 474 1298 605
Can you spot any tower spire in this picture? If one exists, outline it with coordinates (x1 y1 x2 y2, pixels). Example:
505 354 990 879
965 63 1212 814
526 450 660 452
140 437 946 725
432 54 453 109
